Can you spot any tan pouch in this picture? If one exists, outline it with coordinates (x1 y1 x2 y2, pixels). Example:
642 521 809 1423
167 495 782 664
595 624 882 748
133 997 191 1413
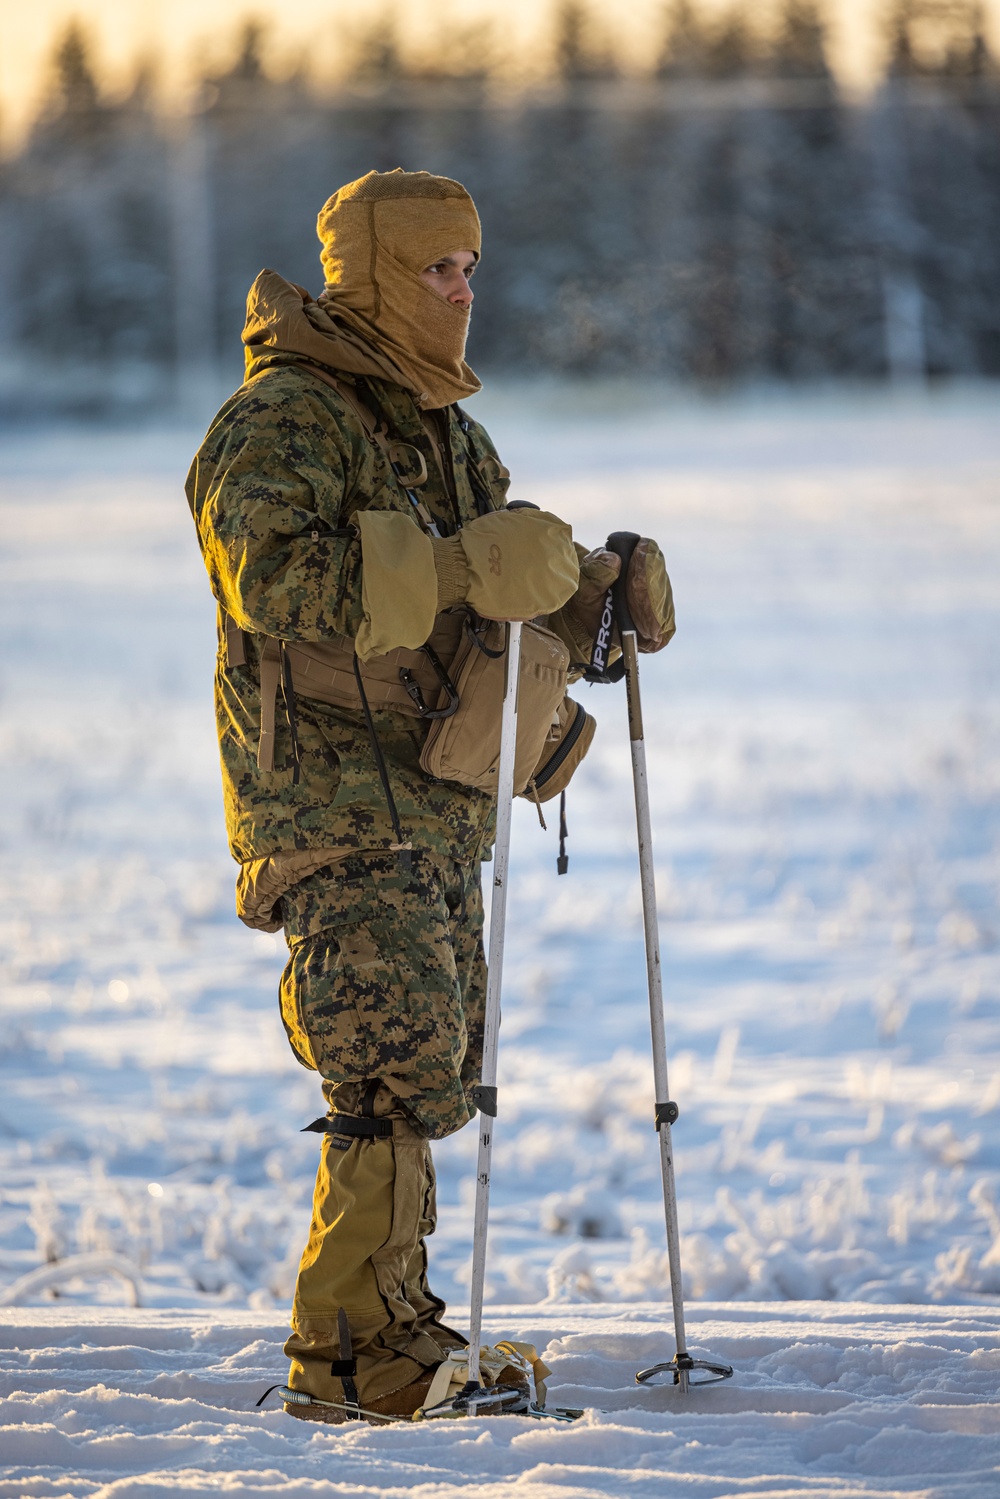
420 620 569 795
522 695 596 805
242 612 467 773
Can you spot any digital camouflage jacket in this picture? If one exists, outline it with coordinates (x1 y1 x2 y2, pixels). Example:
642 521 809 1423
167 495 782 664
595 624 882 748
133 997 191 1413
185 343 512 879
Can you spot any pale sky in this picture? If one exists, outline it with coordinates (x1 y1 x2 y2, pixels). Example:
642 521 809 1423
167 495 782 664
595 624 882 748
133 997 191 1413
2 0 998 144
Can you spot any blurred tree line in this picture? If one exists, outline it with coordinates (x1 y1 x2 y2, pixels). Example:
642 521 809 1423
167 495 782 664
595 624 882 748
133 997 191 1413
0 0 998 413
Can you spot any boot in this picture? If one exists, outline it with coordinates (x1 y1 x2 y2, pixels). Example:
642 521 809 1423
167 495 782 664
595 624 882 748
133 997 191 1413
283 1345 537 1425
284 1365 438 1424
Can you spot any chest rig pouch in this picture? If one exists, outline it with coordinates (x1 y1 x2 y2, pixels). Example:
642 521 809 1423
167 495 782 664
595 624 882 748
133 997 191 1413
419 617 570 796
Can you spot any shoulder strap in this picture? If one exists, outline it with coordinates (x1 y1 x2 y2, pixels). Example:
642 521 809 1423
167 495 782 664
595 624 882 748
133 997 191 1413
297 362 441 537
295 362 380 438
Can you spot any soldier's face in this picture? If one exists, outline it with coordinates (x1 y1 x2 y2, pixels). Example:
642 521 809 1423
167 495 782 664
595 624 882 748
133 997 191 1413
418 251 477 310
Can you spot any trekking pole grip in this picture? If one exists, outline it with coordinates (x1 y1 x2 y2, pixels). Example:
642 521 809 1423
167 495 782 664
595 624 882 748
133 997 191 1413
605 531 641 637
606 530 643 734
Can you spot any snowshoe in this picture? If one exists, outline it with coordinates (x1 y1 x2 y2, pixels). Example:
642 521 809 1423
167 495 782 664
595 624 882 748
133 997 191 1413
259 1341 583 1424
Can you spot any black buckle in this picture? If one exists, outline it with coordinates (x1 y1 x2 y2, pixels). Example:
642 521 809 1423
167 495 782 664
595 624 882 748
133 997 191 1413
399 645 459 720
465 614 506 659
470 1084 498 1117
655 1100 679 1130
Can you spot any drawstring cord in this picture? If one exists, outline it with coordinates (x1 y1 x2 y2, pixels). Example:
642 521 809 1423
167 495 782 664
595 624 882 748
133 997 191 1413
353 652 412 872
526 780 547 830
279 641 302 786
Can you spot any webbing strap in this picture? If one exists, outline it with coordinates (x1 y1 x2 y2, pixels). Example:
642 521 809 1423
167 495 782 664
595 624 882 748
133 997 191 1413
257 641 281 773
335 1307 361 1418
224 610 247 668
297 362 379 437
353 652 412 870
301 1114 393 1139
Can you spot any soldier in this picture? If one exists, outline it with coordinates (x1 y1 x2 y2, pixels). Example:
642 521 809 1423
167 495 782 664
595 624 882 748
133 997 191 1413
186 169 674 1421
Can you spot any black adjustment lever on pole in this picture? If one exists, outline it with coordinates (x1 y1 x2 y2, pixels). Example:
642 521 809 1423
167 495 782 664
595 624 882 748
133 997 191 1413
589 530 640 684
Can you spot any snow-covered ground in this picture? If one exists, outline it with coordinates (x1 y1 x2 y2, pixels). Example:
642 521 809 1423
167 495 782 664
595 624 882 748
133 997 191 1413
3 1303 999 1497
1 383 999 1494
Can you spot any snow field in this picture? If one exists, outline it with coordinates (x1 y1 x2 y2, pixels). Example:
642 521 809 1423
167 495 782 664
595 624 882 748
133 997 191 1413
2 1303 1000 1497
1 383 999 1493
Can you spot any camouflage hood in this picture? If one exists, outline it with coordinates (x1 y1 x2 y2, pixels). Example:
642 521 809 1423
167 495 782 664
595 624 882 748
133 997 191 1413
242 268 410 387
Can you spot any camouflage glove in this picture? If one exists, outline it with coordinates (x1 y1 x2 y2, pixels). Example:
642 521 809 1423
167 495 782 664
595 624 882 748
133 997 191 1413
432 509 579 621
627 537 675 653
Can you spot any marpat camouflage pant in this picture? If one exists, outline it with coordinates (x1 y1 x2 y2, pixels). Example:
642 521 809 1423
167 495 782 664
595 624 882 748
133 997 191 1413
279 851 486 1140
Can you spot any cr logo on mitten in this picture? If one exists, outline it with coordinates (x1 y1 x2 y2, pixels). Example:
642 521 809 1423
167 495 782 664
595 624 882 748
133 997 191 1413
488 544 502 575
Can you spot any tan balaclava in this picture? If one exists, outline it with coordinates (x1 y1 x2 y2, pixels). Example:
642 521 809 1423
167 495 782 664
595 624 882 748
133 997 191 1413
316 169 482 410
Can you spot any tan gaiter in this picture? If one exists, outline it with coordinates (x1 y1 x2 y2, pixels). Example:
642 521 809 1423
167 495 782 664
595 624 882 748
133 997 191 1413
285 1104 458 1405
401 1149 467 1355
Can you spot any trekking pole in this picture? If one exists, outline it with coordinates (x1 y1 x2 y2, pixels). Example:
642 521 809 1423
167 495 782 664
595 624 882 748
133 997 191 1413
605 532 732 1394
463 617 523 1405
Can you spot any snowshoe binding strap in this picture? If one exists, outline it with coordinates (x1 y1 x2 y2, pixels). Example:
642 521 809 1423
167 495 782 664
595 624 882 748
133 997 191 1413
414 1342 548 1419
256 1313 364 1418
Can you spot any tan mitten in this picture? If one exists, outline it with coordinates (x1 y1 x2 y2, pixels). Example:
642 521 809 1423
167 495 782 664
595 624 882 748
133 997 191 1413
626 538 675 652
557 546 622 663
431 509 579 620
